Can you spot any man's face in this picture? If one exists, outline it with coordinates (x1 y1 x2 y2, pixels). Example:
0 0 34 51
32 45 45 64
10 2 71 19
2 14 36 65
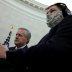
14 29 28 47
46 5 64 28
47 5 62 16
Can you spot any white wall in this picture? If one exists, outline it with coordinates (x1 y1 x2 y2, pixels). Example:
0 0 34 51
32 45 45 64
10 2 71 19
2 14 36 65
0 0 50 47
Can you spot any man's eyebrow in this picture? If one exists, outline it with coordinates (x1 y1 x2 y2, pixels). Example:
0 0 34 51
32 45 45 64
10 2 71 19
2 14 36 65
45 5 54 10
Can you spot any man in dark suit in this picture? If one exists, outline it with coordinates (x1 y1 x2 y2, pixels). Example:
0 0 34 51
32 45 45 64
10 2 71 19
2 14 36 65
0 27 31 72
0 3 72 72
9 28 31 71
8 27 31 69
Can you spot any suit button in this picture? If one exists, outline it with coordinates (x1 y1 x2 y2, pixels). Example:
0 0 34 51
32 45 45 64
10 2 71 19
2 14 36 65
26 66 28 70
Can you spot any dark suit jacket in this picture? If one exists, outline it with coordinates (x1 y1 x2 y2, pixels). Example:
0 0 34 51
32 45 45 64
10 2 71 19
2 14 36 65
9 45 28 53
6 15 72 72
8 45 29 71
0 45 28 72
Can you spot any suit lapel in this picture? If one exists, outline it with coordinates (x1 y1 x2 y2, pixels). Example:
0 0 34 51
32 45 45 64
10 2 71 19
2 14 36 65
18 45 28 53
9 46 16 51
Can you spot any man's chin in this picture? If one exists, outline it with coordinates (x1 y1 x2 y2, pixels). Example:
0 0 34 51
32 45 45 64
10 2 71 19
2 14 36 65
14 42 19 45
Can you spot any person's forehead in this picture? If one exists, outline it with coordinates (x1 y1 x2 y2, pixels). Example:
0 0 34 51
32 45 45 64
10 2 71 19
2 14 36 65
47 5 59 11
17 29 25 34
18 29 25 32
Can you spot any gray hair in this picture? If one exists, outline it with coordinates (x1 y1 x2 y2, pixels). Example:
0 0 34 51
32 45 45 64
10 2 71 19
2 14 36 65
18 28 31 43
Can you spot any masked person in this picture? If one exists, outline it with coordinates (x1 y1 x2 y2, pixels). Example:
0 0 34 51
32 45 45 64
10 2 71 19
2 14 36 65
0 3 72 72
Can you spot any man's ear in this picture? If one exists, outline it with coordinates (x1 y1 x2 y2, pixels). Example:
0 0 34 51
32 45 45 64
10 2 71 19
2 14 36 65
26 40 29 44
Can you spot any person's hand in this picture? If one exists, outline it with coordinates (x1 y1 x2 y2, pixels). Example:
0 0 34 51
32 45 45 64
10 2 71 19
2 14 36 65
0 44 7 59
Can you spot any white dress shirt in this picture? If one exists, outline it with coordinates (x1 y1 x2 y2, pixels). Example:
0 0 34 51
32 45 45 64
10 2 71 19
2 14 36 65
15 44 27 50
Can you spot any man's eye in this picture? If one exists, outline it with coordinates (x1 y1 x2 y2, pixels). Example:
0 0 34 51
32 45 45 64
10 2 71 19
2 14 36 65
16 34 22 37
19 34 22 37
50 9 55 13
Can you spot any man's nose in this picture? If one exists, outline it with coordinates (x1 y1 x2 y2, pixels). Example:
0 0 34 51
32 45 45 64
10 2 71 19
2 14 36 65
15 36 19 39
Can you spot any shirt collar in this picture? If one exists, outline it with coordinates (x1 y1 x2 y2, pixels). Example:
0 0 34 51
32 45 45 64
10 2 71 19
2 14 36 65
15 44 27 50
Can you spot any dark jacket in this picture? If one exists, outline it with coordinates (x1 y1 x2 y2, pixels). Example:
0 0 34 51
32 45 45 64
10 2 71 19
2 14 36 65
0 45 28 72
7 15 72 72
8 45 29 71
9 45 28 53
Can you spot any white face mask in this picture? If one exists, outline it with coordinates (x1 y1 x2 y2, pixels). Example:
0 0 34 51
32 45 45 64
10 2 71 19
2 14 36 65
47 11 64 28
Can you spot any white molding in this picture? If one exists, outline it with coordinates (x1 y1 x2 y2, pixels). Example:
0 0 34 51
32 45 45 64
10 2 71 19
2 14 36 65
0 0 47 23
18 0 47 10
